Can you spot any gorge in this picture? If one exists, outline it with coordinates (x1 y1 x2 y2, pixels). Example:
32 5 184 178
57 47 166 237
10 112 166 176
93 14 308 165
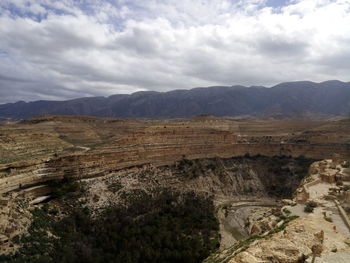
0 115 350 262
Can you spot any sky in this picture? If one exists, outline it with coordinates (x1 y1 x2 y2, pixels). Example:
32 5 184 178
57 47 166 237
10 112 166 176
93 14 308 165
1 0 350 103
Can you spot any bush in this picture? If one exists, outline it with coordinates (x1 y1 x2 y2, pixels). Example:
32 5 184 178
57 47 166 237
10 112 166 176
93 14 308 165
304 201 317 213
107 181 123 193
177 158 194 172
342 185 350 191
324 216 333 222
336 181 344 186
283 208 291 215
342 160 350 168
47 176 82 198
304 207 313 213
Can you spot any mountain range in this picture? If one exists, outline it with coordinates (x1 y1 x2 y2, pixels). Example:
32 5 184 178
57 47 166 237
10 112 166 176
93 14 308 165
1 80 350 120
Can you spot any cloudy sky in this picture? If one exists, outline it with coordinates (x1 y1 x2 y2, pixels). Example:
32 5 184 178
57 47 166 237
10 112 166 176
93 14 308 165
1 0 350 103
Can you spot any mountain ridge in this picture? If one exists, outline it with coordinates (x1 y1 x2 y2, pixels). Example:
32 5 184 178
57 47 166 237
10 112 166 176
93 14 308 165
1 80 350 120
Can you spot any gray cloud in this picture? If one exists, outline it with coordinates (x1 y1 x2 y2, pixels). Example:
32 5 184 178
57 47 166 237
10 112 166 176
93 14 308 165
0 74 35 83
0 0 350 103
257 37 309 57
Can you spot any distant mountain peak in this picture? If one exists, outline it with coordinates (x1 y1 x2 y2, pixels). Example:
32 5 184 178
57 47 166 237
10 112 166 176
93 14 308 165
1 80 349 120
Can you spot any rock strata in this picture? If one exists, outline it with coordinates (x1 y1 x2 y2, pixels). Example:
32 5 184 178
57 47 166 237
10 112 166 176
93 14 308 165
1 116 349 195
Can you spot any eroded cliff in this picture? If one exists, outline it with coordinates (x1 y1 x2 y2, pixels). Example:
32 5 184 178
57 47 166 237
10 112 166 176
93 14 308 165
1 115 349 195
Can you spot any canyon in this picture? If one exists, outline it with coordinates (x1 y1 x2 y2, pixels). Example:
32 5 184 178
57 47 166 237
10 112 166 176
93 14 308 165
0 115 350 262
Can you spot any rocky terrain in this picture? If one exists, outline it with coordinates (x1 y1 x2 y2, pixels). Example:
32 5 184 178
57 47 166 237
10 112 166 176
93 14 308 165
0 115 349 262
207 159 350 263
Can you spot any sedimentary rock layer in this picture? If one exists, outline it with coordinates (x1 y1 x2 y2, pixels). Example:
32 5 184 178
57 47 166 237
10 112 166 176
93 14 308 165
0 115 349 194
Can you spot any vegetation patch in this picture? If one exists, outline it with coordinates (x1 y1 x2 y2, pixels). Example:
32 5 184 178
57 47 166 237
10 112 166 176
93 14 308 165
282 208 291 216
178 158 193 168
342 160 350 168
107 181 123 193
3 190 219 263
304 201 317 213
204 215 299 263
177 158 206 179
270 216 299 234
264 155 314 198
47 176 83 199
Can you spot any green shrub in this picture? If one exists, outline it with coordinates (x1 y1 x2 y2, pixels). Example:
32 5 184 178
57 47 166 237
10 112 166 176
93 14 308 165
342 160 350 168
272 216 299 234
343 185 350 191
47 176 81 199
107 181 123 193
283 208 291 215
304 201 317 213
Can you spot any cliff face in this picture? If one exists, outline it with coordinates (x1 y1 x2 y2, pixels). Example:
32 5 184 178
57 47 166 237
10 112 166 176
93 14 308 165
82 156 312 211
0 116 349 195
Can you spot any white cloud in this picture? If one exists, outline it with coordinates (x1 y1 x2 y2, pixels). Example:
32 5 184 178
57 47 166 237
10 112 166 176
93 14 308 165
0 0 350 103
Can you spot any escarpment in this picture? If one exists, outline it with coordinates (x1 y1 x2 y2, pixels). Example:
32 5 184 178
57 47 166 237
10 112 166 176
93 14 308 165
0 116 349 195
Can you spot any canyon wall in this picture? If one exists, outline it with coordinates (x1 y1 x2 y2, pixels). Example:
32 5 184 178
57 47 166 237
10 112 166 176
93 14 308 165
0 115 349 195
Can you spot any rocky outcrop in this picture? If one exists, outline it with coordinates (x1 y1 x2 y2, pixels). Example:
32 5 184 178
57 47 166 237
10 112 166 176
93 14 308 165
228 217 348 263
211 159 350 263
